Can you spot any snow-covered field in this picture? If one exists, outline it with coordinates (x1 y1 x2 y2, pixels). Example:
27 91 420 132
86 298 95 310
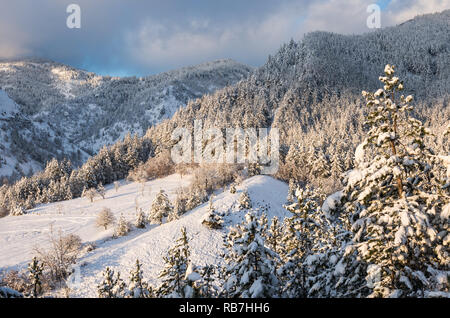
0 174 289 297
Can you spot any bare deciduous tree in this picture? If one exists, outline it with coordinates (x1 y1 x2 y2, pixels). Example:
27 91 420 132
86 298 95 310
34 227 82 283
96 208 116 230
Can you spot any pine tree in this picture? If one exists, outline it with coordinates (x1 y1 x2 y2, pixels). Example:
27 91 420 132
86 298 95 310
341 65 450 297
28 257 43 298
156 227 191 297
239 190 252 209
266 216 282 255
201 197 223 229
223 212 279 298
135 208 147 229
149 190 173 224
197 265 219 298
97 267 125 298
277 186 326 297
287 179 296 203
114 214 130 237
167 206 180 223
127 259 152 298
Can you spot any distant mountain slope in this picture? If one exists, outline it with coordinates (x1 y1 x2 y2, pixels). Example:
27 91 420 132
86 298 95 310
0 89 73 179
0 59 252 179
147 10 450 152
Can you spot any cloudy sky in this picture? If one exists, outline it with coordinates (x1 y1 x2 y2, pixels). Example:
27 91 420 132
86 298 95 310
0 0 449 76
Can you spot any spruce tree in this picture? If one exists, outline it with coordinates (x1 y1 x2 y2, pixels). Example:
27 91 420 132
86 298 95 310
223 212 279 298
149 190 173 224
97 267 125 298
28 257 43 298
201 198 223 229
135 208 147 229
197 265 219 298
127 259 152 298
266 216 283 255
157 227 191 297
114 214 130 237
342 65 450 297
239 190 252 209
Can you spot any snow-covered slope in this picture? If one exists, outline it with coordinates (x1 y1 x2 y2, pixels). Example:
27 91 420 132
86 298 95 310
0 89 53 178
0 59 252 178
0 175 289 297
0 90 18 119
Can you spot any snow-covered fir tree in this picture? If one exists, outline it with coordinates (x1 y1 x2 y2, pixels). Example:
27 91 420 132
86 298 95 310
127 259 152 298
287 179 296 203
97 267 126 298
149 190 173 224
341 65 450 297
239 190 252 209
201 197 223 229
114 214 130 237
167 206 180 223
265 216 283 256
135 208 147 229
277 186 324 297
223 212 279 298
156 227 192 297
28 257 43 298
196 265 220 298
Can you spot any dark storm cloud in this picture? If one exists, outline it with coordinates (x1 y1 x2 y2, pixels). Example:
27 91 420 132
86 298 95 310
0 0 448 76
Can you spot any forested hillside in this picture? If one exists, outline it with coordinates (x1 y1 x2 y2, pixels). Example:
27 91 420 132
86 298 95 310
0 59 251 180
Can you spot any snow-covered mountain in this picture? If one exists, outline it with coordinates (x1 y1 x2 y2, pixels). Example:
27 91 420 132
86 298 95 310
147 10 450 161
0 59 252 179
0 89 71 179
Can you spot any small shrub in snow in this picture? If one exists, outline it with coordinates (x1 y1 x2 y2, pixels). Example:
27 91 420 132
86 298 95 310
11 205 26 216
0 204 9 218
0 270 29 295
